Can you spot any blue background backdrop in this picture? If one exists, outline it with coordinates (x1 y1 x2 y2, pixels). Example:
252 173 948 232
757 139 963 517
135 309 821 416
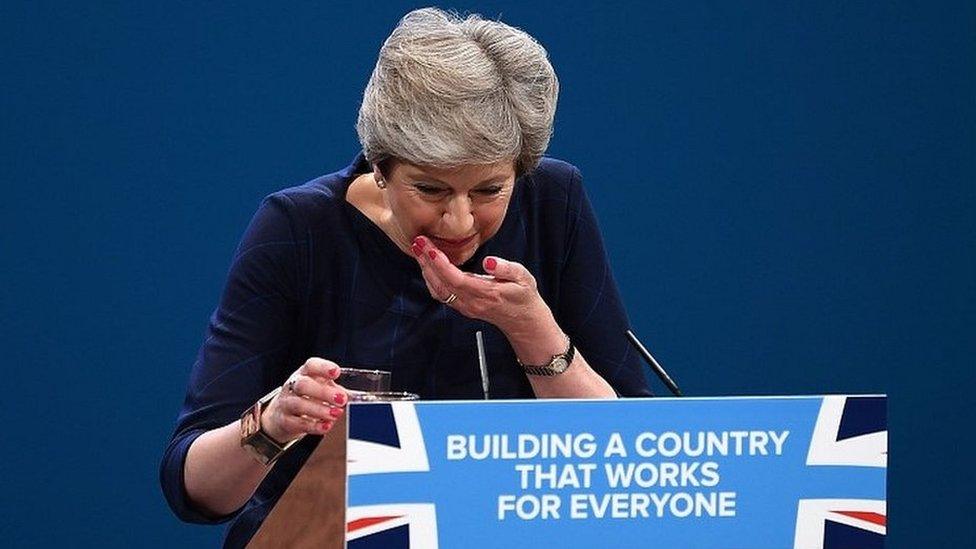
1 1 972 546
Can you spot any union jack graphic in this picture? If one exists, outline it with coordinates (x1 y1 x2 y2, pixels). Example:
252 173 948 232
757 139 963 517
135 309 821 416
346 503 438 548
794 395 887 548
346 402 437 548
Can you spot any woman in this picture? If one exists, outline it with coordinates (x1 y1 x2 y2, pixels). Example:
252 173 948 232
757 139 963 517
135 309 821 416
161 7 651 546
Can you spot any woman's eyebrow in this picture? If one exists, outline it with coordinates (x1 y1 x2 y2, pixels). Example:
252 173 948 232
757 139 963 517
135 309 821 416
477 175 510 185
407 173 449 185
408 173 511 186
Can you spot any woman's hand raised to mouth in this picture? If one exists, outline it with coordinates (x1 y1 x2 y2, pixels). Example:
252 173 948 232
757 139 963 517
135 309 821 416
410 235 563 355
409 234 616 399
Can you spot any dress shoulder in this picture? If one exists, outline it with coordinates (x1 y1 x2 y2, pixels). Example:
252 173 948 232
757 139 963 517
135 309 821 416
529 157 583 191
256 169 352 237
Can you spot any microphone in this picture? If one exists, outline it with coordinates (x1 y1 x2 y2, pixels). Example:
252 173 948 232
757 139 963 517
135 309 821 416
625 329 682 396
475 330 490 399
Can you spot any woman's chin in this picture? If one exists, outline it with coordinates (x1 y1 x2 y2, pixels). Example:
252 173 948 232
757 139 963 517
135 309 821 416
444 247 477 266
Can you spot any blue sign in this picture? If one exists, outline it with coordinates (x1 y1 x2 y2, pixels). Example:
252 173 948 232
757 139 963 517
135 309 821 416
345 396 886 548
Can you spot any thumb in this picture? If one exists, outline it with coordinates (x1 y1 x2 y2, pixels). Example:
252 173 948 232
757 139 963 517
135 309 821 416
483 256 533 284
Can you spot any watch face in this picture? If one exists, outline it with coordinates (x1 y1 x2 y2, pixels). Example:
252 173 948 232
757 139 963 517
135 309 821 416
551 357 569 373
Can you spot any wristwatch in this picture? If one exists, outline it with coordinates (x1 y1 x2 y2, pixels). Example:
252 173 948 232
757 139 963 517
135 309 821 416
240 387 300 466
518 337 576 376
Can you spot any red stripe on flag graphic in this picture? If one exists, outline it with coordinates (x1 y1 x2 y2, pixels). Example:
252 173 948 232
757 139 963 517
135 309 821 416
834 511 886 526
347 515 404 532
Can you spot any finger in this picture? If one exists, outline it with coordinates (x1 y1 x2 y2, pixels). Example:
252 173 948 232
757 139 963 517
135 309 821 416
412 238 454 300
483 256 534 285
410 235 427 258
281 414 333 437
300 357 341 380
412 236 454 275
412 237 501 306
299 413 340 436
421 268 452 303
419 240 497 297
326 364 341 380
290 375 347 405
421 242 465 284
282 393 344 422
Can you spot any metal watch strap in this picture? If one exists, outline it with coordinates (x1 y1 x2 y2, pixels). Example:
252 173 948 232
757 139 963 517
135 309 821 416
243 428 287 466
240 387 300 466
518 337 576 376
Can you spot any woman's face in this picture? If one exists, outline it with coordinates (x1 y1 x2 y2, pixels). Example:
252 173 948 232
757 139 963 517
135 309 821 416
377 159 516 266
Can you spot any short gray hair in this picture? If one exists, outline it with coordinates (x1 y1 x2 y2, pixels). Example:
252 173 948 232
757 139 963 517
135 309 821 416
356 7 559 176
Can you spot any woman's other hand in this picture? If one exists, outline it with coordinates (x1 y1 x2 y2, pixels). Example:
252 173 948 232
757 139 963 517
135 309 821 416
262 358 349 442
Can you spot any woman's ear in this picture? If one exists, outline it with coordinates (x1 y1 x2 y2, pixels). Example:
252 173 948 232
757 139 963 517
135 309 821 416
372 164 386 189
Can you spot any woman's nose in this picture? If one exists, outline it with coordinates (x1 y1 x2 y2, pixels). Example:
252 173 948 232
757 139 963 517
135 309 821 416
441 196 475 235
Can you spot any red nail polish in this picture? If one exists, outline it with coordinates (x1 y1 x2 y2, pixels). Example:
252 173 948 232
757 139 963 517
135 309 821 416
427 250 437 260
413 236 426 251
334 393 346 405
410 242 422 256
485 257 497 271
330 407 343 418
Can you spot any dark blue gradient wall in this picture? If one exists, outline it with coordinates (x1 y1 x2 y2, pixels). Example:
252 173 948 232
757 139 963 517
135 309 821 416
2 2 972 546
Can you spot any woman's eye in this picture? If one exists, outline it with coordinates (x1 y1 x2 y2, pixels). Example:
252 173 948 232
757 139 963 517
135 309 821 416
476 186 503 196
415 184 446 195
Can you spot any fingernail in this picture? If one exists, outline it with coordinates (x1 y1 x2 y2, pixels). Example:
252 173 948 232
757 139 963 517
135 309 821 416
330 407 343 418
410 241 423 256
427 249 437 260
413 236 426 251
320 421 333 432
485 257 497 271
334 392 346 405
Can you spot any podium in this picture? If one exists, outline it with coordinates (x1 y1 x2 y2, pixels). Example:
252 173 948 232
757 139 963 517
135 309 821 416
250 395 886 548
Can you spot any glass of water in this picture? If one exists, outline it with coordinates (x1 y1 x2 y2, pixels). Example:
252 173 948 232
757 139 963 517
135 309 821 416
336 367 420 401
337 367 391 397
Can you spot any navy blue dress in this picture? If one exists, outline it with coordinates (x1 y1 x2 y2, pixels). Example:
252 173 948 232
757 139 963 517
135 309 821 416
161 154 651 547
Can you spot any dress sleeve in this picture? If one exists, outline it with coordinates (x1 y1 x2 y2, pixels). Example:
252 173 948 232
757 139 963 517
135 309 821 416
160 193 303 523
556 169 653 397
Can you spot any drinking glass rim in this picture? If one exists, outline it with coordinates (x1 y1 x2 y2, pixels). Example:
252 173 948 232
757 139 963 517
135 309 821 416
339 367 392 377
349 391 420 402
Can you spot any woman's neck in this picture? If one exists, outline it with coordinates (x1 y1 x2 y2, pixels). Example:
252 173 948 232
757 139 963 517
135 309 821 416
345 172 412 255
